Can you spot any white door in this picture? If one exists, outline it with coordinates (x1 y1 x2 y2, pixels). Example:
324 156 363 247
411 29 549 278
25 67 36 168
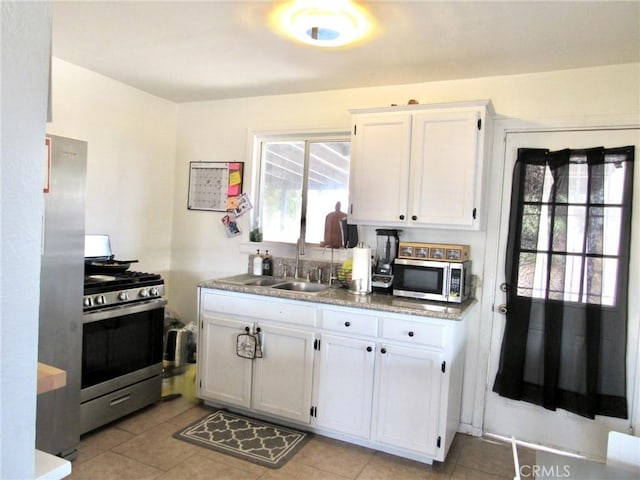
484 127 640 458
252 323 315 423
198 315 253 408
373 343 443 456
315 334 376 438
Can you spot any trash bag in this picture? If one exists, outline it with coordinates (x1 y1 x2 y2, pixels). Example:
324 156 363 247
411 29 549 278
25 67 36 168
164 308 184 334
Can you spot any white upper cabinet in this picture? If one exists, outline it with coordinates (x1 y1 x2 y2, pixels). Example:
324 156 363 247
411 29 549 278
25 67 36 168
349 114 412 224
409 110 482 227
348 100 494 230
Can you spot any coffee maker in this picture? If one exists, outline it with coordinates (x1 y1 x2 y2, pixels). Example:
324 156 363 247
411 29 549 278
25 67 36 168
371 229 401 294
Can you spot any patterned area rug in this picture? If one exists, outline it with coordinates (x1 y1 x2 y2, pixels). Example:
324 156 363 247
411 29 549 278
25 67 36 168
173 409 309 469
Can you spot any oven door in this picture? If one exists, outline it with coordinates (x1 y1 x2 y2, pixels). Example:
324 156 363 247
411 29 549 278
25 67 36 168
81 298 166 402
392 259 449 301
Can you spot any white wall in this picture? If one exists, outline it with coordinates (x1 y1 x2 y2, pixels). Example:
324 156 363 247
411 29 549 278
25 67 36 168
0 2 51 477
172 63 640 429
172 63 639 320
47 58 177 282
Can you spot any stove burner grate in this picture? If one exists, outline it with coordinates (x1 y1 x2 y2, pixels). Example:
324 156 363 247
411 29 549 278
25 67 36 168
84 270 163 295
86 274 117 282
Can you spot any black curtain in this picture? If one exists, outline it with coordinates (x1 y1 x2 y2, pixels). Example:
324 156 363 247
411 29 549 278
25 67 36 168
493 146 634 419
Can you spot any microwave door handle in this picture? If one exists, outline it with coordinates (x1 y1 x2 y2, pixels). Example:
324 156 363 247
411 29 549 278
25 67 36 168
444 264 450 300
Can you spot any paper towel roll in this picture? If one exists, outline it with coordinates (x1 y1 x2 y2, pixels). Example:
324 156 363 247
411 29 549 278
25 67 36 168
351 244 371 294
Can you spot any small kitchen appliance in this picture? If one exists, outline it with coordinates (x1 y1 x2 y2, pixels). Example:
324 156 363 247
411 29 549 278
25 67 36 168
164 327 192 376
371 229 401 294
393 242 471 303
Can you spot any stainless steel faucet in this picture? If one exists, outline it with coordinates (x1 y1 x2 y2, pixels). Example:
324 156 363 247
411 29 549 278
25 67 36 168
324 245 339 286
294 237 304 279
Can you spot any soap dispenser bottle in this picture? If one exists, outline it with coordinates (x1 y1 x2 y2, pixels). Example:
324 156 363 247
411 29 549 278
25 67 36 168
262 250 273 276
252 250 263 275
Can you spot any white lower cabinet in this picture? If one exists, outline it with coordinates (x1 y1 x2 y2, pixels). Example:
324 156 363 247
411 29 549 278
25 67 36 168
198 288 466 464
314 334 376 438
198 290 316 424
373 343 443 457
198 315 252 408
313 306 464 463
252 323 315 423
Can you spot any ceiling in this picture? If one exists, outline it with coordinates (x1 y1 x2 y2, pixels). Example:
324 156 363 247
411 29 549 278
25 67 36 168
51 1 640 103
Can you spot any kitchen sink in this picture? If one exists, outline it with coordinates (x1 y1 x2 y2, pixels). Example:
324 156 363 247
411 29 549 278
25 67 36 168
243 277 285 287
271 281 330 293
240 276 331 293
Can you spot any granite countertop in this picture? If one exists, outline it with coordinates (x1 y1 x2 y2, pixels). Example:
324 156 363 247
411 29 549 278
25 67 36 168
199 274 476 320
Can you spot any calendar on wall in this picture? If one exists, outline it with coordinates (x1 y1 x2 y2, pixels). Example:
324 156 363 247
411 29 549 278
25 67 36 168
187 162 244 211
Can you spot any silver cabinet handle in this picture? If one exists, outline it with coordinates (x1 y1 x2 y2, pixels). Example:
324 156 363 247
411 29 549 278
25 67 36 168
109 394 131 407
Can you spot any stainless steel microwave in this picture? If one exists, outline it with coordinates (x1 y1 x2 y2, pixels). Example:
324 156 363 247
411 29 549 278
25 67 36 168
392 259 471 303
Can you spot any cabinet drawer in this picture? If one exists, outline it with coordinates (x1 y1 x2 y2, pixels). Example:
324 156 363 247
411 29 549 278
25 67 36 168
201 291 317 327
380 317 445 348
80 375 161 435
321 308 378 337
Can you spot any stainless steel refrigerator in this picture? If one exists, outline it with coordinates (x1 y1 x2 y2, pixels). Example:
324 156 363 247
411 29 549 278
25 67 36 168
36 134 86 460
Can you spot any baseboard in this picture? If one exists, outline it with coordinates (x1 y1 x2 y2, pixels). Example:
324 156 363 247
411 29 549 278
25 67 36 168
457 423 483 437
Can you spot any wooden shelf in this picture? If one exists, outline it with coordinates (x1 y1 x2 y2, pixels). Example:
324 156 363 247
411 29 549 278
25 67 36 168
37 363 66 394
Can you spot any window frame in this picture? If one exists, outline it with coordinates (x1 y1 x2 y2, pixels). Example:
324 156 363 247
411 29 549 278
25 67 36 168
250 129 351 249
512 149 631 308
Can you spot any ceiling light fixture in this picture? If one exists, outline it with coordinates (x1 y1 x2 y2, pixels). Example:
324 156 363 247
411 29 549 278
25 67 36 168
270 0 375 48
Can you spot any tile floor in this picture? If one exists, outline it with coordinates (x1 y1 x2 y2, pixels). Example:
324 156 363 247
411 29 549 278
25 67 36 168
68 369 535 480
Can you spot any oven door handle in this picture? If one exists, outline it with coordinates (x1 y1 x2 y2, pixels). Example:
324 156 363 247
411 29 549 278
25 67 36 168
83 298 167 323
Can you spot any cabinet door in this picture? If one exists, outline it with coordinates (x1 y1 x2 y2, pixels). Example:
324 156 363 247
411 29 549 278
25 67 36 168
349 114 412 225
252 323 315 423
409 110 481 228
373 343 443 456
198 315 252 408
315 334 376 438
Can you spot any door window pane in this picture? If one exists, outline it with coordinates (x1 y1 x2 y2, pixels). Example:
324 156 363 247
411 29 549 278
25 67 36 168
514 149 631 307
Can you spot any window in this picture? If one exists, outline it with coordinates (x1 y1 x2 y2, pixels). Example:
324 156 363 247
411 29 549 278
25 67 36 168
254 132 351 245
516 150 629 306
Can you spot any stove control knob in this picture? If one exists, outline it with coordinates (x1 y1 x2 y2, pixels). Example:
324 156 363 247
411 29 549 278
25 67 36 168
95 295 105 305
139 289 150 298
83 297 93 307
118 291 129 301
150 287 159 296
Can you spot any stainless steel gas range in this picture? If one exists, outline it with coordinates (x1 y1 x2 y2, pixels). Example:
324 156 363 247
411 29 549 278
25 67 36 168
81 268 166 434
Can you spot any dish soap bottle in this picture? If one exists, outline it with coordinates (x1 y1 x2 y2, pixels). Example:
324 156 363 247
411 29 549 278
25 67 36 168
262 250 273 276
252 250 263 275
